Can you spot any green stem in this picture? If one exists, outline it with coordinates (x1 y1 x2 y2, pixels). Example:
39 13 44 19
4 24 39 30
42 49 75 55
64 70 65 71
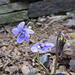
40 62 50 75
37 52 42 75
54 34 61 75
27 22 42 75
27 22 37 42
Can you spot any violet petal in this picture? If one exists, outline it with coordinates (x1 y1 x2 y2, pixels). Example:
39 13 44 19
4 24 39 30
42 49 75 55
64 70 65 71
12 28 19 35
17 35 24 43
18 21 25 31
25 28 34 34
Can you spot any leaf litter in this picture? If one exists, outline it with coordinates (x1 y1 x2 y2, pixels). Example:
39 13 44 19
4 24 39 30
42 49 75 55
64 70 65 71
0 14 75 75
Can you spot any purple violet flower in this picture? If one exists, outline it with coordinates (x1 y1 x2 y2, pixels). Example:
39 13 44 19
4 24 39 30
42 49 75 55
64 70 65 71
58 39 65 55
31 42 54 53
12 21 34 43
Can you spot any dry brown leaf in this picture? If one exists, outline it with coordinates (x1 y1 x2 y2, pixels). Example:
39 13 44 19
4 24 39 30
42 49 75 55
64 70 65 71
21 64 30 75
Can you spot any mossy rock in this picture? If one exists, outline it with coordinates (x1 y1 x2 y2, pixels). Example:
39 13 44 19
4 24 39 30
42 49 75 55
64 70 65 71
0 0 10 5
0 2 29 14
0 10 28 25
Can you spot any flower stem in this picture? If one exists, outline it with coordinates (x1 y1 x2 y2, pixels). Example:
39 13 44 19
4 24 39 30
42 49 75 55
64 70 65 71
37 52 42 75
27 22 42 75
27 22 37 42
28 22 51 75
54 34 61 75
40 62 50 75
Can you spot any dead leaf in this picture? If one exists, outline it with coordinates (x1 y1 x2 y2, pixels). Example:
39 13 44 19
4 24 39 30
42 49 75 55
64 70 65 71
21 64 30 75
69 59 75 72
65 19 75 29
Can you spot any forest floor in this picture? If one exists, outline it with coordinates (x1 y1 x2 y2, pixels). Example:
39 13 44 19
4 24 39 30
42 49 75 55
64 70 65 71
0 15 75 75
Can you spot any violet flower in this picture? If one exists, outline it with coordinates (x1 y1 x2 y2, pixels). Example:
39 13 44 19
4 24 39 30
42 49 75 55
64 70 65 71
31 42 54 53
58 40 65 55
12 22 34 43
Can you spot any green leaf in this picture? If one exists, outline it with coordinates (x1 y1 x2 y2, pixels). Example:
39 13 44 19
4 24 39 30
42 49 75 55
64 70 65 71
69 33 75 39
27 72 35 75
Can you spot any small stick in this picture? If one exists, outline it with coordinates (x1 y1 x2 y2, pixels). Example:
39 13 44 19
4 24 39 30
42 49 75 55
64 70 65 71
51 56 56 75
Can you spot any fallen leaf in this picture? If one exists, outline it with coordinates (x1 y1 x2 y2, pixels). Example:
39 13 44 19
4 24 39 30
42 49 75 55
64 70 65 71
69 59 75 72
66 19 75 29
21 64 30 75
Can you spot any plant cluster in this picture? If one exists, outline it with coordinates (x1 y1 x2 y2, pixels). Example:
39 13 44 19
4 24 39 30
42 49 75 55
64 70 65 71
12 21 67 75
